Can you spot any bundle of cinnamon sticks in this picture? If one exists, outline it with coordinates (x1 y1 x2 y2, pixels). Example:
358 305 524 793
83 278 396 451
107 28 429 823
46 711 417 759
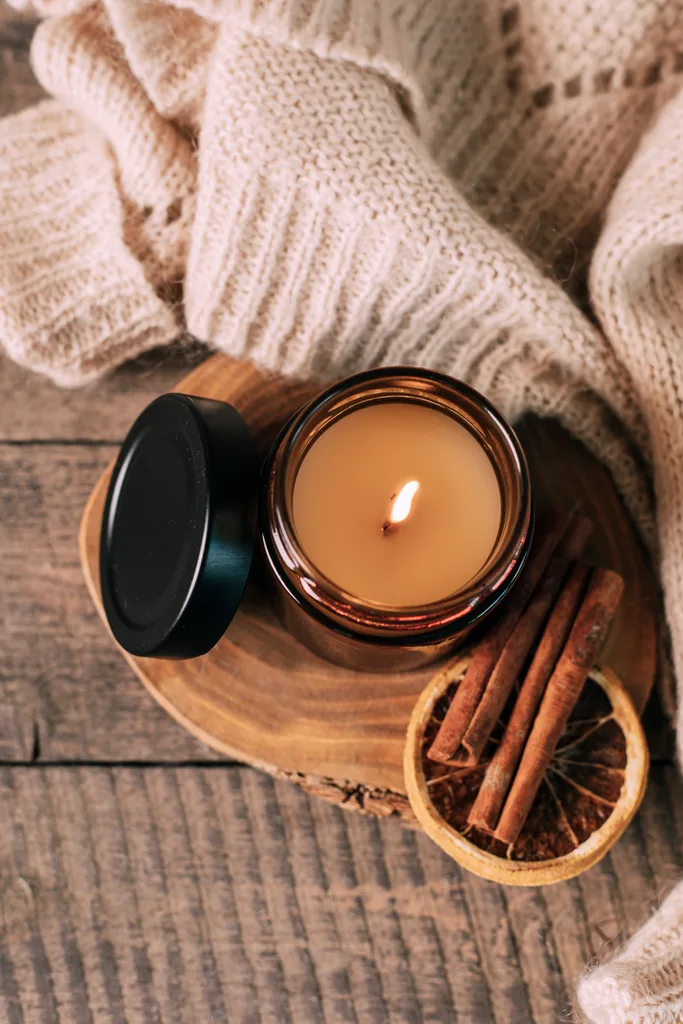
427 511 625 845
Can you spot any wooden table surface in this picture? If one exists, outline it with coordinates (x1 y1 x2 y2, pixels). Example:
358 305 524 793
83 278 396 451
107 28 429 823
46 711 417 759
2 10 683 1022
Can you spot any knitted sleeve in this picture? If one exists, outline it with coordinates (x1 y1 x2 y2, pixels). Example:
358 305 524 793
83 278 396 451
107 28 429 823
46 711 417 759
0 98 178 384
591 88 683 757
184 7 653 551
0 0 211 383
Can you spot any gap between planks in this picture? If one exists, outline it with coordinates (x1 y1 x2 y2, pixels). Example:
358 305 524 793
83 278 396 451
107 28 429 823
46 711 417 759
1 765 679 1024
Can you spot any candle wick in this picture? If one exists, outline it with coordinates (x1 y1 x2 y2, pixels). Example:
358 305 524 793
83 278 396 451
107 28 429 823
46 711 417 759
382 492 397 536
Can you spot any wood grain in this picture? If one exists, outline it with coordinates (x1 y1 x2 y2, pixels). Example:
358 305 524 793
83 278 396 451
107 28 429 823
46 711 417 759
79 354 657 813
0 348 208 442
0 764 679 1024
0 444 223 762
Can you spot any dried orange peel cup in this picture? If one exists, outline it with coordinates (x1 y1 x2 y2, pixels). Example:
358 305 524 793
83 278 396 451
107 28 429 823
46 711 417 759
404 656 649 886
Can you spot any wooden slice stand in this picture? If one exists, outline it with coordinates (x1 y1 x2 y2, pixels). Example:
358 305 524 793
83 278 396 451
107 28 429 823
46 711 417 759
80 355 658 823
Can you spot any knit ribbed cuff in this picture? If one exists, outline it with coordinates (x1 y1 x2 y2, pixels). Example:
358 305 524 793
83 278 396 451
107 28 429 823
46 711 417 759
186 158 492 381
170 0 424 122
227 0 412 68
0 101 178 385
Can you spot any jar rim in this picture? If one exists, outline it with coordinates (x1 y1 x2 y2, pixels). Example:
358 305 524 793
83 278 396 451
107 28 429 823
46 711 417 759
261 367 533 640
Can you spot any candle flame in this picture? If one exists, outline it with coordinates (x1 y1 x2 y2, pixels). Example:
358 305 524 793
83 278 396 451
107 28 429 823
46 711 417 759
388 480 420 525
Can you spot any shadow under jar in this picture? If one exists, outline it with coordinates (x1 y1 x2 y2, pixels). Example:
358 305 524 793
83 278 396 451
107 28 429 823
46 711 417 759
99 367 532 672
261 368 532 671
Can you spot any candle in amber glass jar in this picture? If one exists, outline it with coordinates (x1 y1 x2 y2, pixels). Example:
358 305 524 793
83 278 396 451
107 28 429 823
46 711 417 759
261 367 532 671
292 402 502 607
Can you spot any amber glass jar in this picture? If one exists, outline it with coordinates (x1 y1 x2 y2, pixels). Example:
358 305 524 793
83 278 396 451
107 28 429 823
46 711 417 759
260 367 533 671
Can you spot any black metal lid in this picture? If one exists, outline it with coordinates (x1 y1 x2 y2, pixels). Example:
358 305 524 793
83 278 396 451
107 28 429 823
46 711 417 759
100 393 259 659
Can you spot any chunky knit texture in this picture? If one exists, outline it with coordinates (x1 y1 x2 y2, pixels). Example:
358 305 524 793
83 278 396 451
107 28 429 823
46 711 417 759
3 2 683 1016
578 881 683 1024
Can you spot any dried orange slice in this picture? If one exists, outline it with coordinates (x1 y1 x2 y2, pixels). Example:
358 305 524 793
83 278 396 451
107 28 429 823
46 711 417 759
404 656 649 885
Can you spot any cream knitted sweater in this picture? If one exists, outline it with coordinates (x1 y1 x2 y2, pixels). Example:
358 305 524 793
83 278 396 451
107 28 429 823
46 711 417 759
3 0 683 1018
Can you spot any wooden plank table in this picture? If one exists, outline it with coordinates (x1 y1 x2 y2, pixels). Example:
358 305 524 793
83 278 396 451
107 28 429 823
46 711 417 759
1 9 680 1021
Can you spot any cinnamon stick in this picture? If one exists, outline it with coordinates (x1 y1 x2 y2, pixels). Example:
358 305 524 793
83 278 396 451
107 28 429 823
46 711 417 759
427 511 571 764
493 567 625 846
457 516 594 766
467 561 591 832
